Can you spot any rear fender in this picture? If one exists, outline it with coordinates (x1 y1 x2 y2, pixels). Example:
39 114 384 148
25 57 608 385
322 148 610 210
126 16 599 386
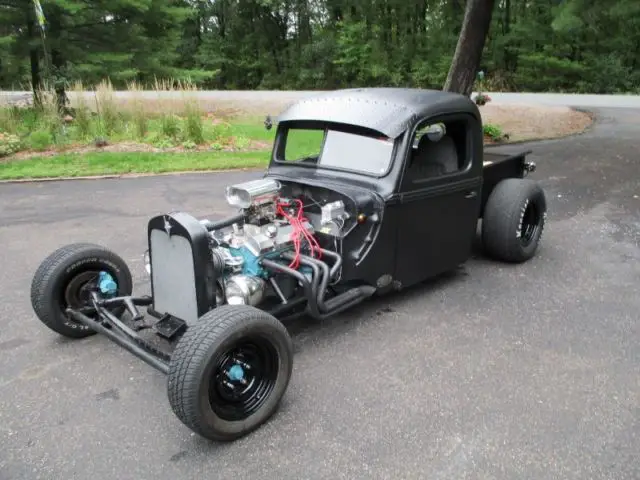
481 152 535 217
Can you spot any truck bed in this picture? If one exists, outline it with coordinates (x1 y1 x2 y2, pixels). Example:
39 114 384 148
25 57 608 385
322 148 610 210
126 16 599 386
482 150 531 168
480 149 533 217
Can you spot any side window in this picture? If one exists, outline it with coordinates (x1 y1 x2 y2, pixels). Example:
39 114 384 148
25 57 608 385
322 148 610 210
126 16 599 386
407 119 467 183
283 128 325 162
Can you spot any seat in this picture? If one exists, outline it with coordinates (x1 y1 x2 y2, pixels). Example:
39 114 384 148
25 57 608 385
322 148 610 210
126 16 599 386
409 134 459 180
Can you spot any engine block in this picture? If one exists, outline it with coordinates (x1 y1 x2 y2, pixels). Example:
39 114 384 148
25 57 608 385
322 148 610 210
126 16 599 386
219 220 315 278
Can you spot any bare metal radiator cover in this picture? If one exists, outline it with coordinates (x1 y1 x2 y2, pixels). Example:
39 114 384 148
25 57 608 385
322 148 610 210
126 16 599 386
147 212 217 324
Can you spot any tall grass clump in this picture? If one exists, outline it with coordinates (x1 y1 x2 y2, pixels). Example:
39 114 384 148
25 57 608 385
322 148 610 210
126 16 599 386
70 81 93 138
179 79 204 144
126 80 149 139
34 84 63 144
95 79 119 136
0 107 14 133
0 93 19 133
153 78 180 139
0 110 18 134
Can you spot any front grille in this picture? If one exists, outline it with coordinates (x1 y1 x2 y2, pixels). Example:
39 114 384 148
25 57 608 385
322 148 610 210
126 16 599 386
149 229 199 324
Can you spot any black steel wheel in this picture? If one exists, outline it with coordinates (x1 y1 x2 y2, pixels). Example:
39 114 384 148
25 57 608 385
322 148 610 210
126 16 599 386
209 338 279 421
519 200 541 247
168 305 293 442
30 243 133 338
482 178 547 263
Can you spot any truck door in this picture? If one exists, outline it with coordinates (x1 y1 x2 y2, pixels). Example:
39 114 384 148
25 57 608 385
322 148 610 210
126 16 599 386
394 116 482 287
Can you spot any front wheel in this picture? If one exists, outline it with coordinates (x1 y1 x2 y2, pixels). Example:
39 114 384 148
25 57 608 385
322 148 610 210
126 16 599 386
30 243 133 338
167 305 293 442
482 178 547 263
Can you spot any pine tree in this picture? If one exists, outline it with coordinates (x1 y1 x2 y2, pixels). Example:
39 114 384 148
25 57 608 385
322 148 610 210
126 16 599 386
1 0 217 92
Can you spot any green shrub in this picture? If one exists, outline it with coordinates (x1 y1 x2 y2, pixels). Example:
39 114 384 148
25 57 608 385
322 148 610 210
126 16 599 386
160 114 180 138
483 123 504 141
183 101 204 144
28 130 54 151
177 80 205 144
153 136 175 149
211 121 232 141
0 132 22 157
16 108 40 133
234 135 250 149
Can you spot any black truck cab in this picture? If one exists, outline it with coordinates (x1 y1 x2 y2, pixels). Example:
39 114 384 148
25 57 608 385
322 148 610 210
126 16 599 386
265 88 542 291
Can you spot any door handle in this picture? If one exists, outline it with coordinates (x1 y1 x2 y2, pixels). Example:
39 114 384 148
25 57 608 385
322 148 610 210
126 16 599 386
464 191 477 199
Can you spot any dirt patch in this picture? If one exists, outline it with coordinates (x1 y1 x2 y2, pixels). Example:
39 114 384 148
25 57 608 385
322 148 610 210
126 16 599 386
206 96 594 143
480 103 594 143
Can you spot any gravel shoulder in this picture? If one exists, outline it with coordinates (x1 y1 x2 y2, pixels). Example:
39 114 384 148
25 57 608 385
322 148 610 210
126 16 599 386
480 103 594 142
161 94 595 144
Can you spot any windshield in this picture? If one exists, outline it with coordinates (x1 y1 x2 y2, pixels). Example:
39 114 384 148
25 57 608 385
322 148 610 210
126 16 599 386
279 127 395 176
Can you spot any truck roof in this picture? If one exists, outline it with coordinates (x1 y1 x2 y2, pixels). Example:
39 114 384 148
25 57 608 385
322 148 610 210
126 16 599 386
276 88 479 139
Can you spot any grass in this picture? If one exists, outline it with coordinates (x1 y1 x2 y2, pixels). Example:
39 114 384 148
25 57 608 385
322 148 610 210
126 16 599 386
0 151 270 180
0 79 258 158
0 127 332 180
284 129 325 160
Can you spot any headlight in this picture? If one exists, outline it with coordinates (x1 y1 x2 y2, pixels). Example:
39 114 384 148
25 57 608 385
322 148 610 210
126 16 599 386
225 275 265 306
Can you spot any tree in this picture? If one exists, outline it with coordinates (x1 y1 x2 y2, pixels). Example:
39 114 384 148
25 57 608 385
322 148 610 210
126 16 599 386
0 0 40 90
443 0 496 96
1 0 640 94
41 0 213 86
0 0 216 93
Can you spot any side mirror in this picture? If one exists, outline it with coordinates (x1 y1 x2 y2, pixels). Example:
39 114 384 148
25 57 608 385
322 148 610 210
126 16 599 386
264 115 273 130
425 123 446 142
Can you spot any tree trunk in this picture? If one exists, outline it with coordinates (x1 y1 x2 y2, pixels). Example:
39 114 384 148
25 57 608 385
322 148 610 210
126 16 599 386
443 0 496 96
26 4 41 101
30 45 41 94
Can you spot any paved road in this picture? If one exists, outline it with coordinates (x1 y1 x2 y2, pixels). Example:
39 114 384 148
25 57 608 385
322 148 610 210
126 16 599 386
1 107 639 479
4 90 640 110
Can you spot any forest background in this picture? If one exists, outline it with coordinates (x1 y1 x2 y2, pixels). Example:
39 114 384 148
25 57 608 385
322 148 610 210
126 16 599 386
1 0 638 94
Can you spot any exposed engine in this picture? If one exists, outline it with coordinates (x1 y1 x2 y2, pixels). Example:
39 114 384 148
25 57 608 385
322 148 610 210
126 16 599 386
197 178 347 308
143 174 388 325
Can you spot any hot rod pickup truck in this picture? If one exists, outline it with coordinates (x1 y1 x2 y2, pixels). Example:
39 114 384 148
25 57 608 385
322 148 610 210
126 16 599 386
30 88 546 442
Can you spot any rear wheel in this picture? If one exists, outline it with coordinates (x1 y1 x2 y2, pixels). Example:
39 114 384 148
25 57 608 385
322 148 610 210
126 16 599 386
30 243 133 338
482 178 547 263
167 305 293 442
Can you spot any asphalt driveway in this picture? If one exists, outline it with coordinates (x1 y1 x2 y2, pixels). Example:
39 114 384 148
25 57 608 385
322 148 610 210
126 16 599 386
0 107 639 480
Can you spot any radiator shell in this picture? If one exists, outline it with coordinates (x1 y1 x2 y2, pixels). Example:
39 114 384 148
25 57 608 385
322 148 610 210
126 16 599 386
147 212 217 324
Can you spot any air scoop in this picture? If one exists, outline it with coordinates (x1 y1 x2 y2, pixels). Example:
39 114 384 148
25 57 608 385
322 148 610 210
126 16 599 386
225 178 281 209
